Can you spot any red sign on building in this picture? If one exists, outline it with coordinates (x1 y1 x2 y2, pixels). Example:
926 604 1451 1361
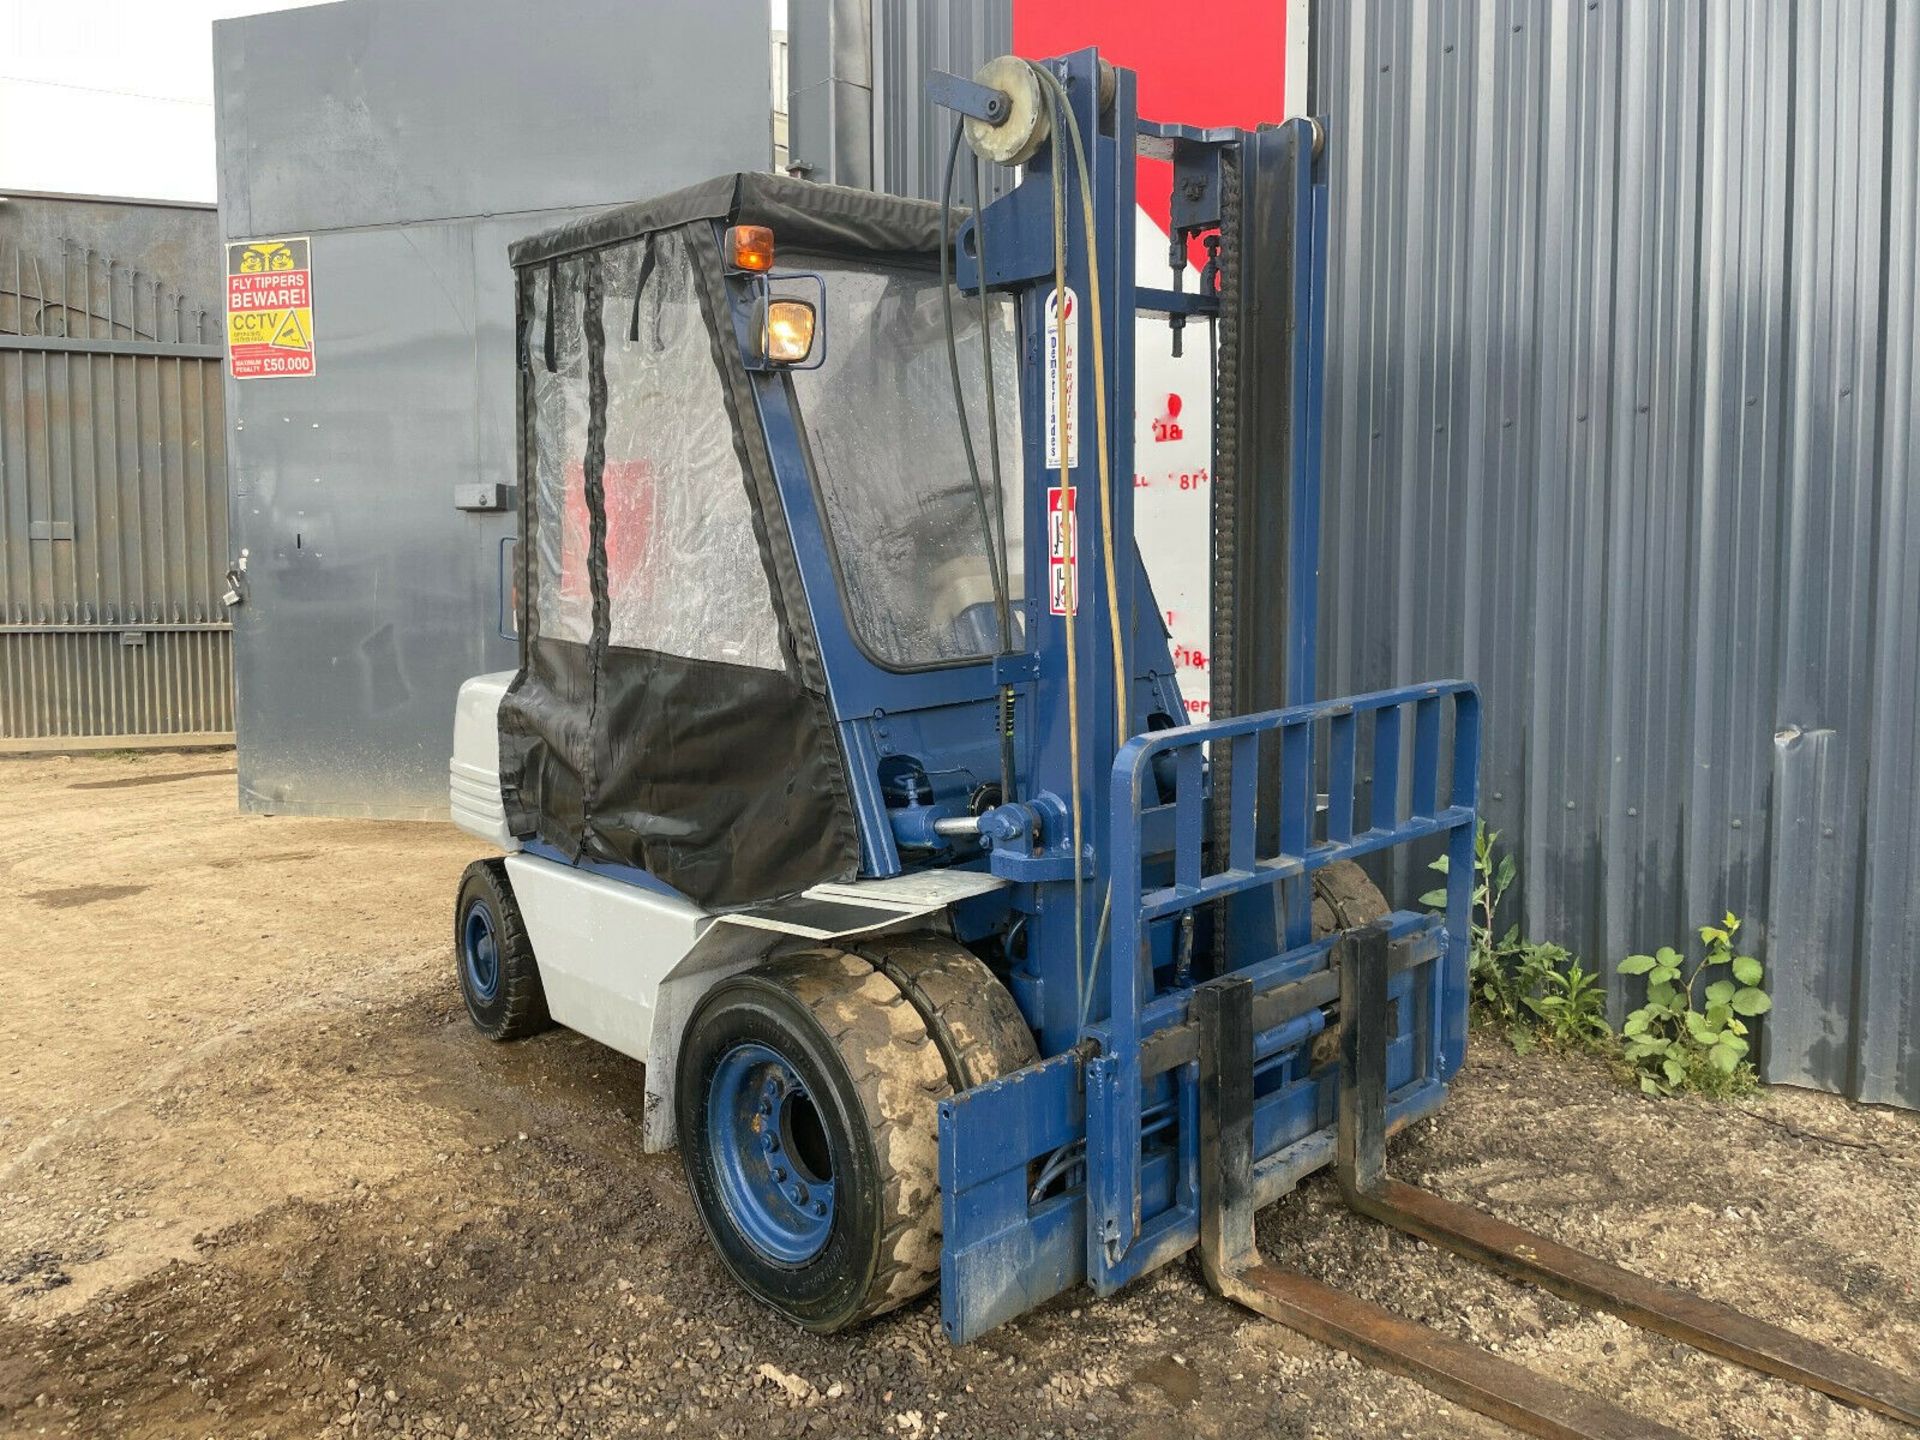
226 237 316 380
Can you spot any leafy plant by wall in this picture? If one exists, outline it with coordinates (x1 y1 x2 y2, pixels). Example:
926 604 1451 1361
1425 829 1771 1098
1619 916 1771 1097
1421 827 1609 1058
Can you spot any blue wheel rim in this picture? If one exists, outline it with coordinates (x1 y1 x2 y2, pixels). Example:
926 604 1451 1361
706 1042 836 1265
462 901 500 1003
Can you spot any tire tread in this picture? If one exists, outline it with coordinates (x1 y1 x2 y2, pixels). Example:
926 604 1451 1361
753 949 950 1325
851 933 1039 1092
1311 858 1390 936
456 858 550 1041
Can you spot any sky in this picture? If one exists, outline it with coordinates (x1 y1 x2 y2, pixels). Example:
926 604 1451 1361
0 0 321 202
0 0 788 205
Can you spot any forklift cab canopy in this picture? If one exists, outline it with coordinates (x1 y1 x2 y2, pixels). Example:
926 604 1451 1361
498 173 1019 908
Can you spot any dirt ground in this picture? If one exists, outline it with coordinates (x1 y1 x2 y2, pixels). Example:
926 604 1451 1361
1 750 1915 1440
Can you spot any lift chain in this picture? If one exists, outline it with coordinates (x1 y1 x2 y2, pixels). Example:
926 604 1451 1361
1204 149 1242 977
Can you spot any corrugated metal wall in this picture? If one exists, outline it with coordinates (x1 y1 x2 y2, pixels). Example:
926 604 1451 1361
1313 0 1919 1108
0 200 232 746
788 0 1013 202
872 0 1013 201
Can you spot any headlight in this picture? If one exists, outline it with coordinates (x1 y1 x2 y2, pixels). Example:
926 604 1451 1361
758 298 817 365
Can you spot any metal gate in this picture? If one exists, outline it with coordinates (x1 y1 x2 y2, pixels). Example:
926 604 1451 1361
0 238 232 745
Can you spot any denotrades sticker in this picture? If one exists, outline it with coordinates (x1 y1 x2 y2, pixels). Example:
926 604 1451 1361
1043 285 1078 470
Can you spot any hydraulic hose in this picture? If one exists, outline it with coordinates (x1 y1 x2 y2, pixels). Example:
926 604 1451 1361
1033 67 1129 749
948 61 1132 1025
1029 63 1130 1027
940 119 1019 805
970 149 1019 800
1033 73 1089 1021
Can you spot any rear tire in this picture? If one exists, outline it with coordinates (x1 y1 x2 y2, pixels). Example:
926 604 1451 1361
454 859 550 1040
677 949 950 1332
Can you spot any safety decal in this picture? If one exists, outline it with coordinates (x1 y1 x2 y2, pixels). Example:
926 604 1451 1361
226 237 315 379
1048 485 1077 616
1043 285 1079 469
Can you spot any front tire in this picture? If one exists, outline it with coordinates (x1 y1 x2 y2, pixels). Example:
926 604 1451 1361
1312 858 1390 935
454 859 549 1040
850 932 1039 1090
676 949 949 1331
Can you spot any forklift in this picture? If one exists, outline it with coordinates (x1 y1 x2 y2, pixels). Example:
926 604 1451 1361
445 49 1919 1438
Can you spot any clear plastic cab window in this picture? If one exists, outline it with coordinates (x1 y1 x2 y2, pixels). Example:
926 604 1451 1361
788 258 1024 670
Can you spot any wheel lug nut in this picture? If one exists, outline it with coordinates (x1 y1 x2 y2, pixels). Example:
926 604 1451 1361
790 1184 807 1204
757 1100 771 1115
770 1166 786 1183
811 1201 827 1217
762 1133 779 1152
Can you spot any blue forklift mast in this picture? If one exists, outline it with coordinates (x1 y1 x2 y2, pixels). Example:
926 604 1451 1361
888 46 1473 1334
895 48 1916 1438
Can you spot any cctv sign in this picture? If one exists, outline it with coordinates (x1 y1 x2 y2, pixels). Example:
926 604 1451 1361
226 237 315 380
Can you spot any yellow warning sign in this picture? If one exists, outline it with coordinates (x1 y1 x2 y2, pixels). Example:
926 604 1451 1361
269 308 309 349
226 237 314 379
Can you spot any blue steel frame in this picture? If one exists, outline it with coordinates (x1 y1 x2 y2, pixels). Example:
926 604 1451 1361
1085 683 1478 1288
938 684 1477 1340
923 52 1478 1342
699 48 1479 1343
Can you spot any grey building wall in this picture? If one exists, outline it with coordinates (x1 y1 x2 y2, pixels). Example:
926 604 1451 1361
1312 0 1919 1108
0 193 230 745
215 0 772 816
789 0 874 187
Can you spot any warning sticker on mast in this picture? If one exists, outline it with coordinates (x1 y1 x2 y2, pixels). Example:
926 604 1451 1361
226 237 315 380
1043 285 1078 469
1048 485 1077 615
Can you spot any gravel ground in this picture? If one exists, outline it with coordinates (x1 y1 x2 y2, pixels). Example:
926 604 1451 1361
1 750 1915 1440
